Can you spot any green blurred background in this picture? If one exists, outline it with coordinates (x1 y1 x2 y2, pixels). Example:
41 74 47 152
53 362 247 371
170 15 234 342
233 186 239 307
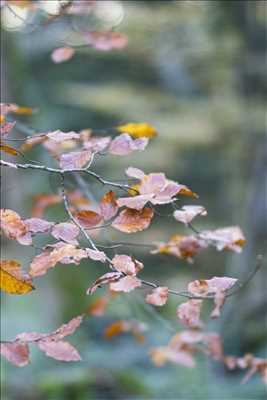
1 1 267 399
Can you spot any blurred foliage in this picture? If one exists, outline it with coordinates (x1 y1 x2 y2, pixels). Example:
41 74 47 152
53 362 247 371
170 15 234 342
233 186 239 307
1 1 267 399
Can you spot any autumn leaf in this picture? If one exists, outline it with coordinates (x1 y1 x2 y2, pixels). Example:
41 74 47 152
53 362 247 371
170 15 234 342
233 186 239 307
0 260 35 295
100 191 118 220
104 320 146 343
84 31 128 51
51 47 75 64
152 234 207 263
87 272 122 295
74 210 103 228
111 254 143 275
173 206 207 225
0 142 18 155
200 226 246 253
59 150 92 170
145 287 169 306
0 209 27 241
109 275 142 293
29 243 87 277
112 207 154 233
177 300 203 328
109 134 148 156
0 342 30 367
51 222 80 245
87 296 109 317
117 123 158 138
37 340 81 361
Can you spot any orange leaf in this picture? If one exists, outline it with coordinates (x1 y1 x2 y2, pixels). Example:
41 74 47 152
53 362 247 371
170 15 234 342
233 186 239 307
112 207 154 233
74 210 103 228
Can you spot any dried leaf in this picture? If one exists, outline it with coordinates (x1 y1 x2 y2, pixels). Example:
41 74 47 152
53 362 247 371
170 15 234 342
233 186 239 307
100 191 118 220
0 143 18 155
173 206 207 225
74 210 103 228
145 287 169 306
109 275 141 293
87 272 122 295
111 254 143 276
177 300 203 328
200 226 246 253
24 218 54 233
112 207 154 233
1 260 35 295
86 248 106 263
60 150 92 170
51 222 80 244
109 134 148 156
87 296 109 317
0 121 16 136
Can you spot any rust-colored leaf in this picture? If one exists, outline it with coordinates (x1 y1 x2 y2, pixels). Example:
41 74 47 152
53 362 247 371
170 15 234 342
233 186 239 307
112 207 154 233
74 210 103 228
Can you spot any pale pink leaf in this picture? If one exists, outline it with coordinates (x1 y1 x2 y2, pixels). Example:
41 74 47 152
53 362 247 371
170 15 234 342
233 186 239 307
46 130 80 142
51 47 75 64
51 223 80 244
37 340 81 361
86 248 106 263
109 134 148 156
177 299 203 328
173 206 207 225
0 342 30 367
145 287 169 306
24 218 54 233
109 276 141 293
59 150 92 170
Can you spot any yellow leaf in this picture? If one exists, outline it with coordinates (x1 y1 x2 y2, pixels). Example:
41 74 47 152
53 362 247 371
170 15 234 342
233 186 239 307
0 260 35 295
12 107 35 115
127 183 140 196
0 115 5 125
117 123 158 138
0 143 18 156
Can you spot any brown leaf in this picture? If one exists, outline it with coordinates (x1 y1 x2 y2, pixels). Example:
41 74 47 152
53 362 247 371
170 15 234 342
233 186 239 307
87 272 122 295
112 207 154 233
74 210 103 228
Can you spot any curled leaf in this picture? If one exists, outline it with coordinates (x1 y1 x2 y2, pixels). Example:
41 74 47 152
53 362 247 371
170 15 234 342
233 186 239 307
173 206 207 225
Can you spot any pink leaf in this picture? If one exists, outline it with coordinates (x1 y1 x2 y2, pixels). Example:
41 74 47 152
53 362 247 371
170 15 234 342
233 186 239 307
51 222 80 244
51 47 75 64
99 191 118 220
177 300 203 328
37 340 81 361
117 194 154 210
59 150 92 170
125 167 145 180
173 206 207 225
109 134 148 156
0 121 16 136
86 248 106 262
0 342 30 367
111 254 143 276
24 218 54 233
46 130 80 142
109 276 142 293
84 31 128 51
145 287 169 306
